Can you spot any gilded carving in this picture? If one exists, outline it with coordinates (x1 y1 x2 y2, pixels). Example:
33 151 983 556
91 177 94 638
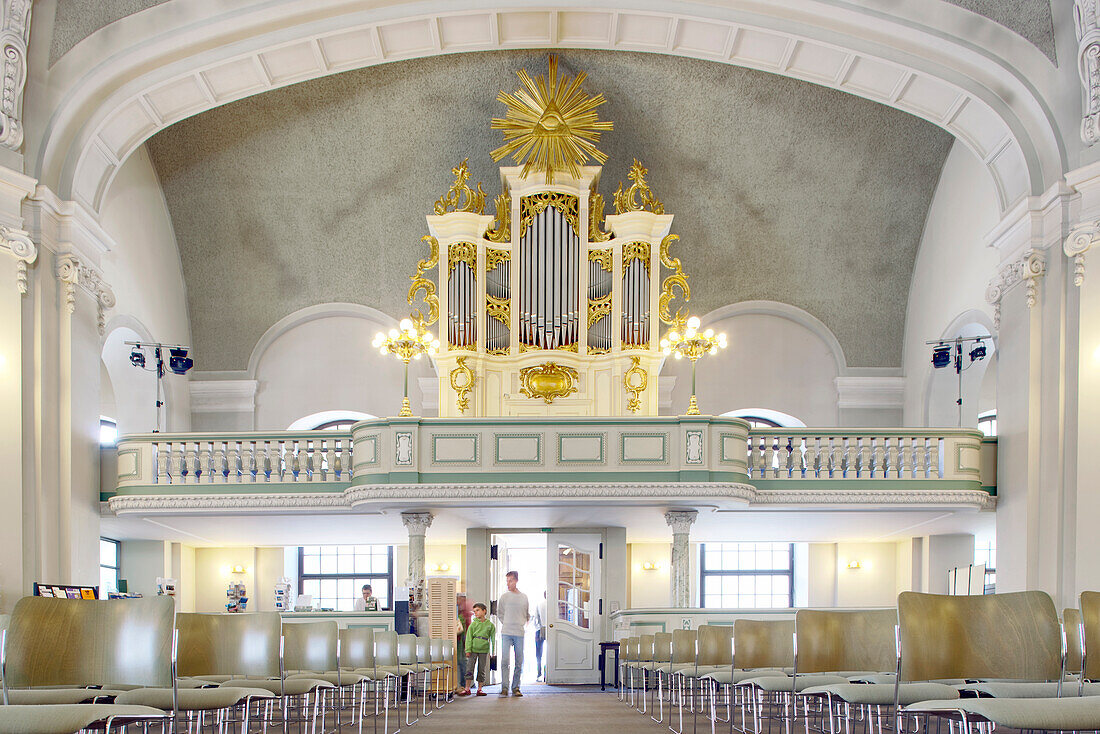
490 55 614 183
450 357 474 413
448 241 477 273
434 159 486 215
614 160 664 215
622 241 651 269
658 234 691 328
486 293 510 324
485 248 511 272
624 356 647 413
588 248 612 272
408 235 440 327
519 362 580 404
588 294 611 327
589 191 613 242
485 192 511 243
520 192 580 235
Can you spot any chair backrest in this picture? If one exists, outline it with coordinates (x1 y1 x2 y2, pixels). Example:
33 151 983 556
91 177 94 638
415 636 430 665
898 591 1061 682
1080 592 1100 679
375 631 399 667
671 630 697 664
620 637 638 662
398 634 419 665
653 633 673 663
794 609 897 674
339 627 376 669
176 612 282 679
284 621 338 673
697 625 733 667
1065 608 1083 676
638 634 655 662
442 640 454 659
430 639 445 662
4 596 175 688
734 619 795 670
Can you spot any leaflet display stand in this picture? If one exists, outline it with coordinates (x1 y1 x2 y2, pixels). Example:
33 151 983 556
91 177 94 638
33 583 98 600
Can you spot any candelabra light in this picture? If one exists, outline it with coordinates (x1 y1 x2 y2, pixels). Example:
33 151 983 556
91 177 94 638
660 316 727 415
374 319 440 417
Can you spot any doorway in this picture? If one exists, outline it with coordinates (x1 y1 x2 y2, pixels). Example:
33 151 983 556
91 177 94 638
491 532 548 686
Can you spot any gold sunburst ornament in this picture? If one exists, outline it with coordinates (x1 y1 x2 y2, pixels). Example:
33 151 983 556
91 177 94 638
491 55 614 183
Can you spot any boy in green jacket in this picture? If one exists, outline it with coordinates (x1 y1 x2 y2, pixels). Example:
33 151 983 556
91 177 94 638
464 602 495 696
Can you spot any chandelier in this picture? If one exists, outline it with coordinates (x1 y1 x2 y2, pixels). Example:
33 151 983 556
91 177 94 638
660 316 727 415
374 319 440 417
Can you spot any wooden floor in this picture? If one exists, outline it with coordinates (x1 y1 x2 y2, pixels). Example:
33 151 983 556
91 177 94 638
350 685 681 733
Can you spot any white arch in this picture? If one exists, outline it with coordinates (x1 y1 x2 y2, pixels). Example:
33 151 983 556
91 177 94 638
721 408 807 428
246 302 399 379
287 410 378 430
32 1 1063 218
920 308 998 427
702 300 848 375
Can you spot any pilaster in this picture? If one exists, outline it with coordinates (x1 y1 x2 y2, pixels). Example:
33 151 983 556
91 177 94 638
402 511 433 608
664 509 697 608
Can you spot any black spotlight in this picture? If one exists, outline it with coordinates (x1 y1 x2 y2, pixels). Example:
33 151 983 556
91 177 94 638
970 341 987 362
129 346 146 368
168 347 193 375
931 344 952 369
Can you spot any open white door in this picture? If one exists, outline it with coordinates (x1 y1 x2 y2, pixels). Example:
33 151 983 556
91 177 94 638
545 532 602 684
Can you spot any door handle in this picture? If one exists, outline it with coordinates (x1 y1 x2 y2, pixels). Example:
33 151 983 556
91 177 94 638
549 623 554 628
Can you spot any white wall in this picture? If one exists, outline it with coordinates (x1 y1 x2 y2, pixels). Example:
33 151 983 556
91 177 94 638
251 313 435 430
98 144 192 432
903 142 1000 427
627 542 671 607
664 307 840 425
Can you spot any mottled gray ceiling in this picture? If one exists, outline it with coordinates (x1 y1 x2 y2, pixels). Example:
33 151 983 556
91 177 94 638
943 0 1056 62
146 50 952 371
47 1 1057 67
50 0 169 66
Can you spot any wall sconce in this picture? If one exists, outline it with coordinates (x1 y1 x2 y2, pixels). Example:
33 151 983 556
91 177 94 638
231 565 246 574
641 561 661 571
846 561 862 570
431 562 451 573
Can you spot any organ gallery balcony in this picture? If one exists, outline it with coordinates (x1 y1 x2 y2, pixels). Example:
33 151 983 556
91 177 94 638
107 417 995 515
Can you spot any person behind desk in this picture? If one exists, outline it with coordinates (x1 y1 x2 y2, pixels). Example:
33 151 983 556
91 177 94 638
353 584 378 612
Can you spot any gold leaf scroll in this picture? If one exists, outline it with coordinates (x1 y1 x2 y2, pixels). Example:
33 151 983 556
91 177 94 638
408 235 440 327
434 159 486 215
658 234 690 329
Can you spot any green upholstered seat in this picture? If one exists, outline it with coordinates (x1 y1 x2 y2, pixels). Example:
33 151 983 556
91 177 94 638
702 670 791 685
802 682 959 706
287 671 371 686
115 685 274 711
740 674 848 692
220 678 333 696
0 704 167 734
906 696 1100 730
2 688 125 704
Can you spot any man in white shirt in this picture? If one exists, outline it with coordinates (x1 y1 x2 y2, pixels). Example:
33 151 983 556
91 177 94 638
497 570 530 697
352 584 376 612
534 591 547 681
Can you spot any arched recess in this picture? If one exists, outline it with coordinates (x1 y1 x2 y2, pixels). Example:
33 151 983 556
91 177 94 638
247 302 433 428
287 410 378 430
34 1 1062 218
703 301 848 375
100 316 158 434
922 309 997 427
722 408 807 428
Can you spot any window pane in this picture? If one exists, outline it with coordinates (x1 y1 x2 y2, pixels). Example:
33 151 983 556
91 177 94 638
320 554 338 574
100 539 118 568
337 553 354 574
100 567 118 595
303 554 320 575
355 554 372 573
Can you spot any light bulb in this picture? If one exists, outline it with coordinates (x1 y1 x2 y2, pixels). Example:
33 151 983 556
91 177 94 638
432 340 441 350
685 329 696 339
668 331 680 342
413 353 422 360
662 347 672 355
704 328 714 338
709 346 717 355
389 329 398 339
428 347 437 356
381 345 390 355
687 316 701 330
674 352 682 360
399 318 413 331
719 334 727 347
372 334 382 347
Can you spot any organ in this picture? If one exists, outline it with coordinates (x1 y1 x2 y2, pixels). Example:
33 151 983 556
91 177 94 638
408 56 692 417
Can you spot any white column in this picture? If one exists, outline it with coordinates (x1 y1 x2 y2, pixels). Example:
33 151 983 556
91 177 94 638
402 511 434 608
664 509 698 608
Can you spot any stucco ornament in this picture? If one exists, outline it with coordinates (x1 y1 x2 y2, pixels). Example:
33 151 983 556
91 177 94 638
0 223 35 293
1079 1 1100 144
0 0 29 150
1066 220 1100 286
55 254 117 334
985 249 1045 328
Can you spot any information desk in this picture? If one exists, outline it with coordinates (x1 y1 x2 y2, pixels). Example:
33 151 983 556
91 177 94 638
279 611 394 631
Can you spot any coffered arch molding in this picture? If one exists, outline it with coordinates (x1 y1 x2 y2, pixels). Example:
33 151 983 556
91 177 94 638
34 1 1063 220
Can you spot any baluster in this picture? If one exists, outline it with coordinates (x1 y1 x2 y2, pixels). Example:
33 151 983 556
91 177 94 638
228 441 242 481
824 437 834 478
241 443 255 483
884 438 897 478
784 436 795 478
212 442 227 483
900 438 912 478
342 439 353 480
912 438 926 478
869 437 881 478
326 440 337 481
262 441 273 481
746 437 756 478
763 436 775 479
840 438 851 478
802 437 816 479
290 441 301 481
156 442 171 484
305 440 315 481
930 438 941 479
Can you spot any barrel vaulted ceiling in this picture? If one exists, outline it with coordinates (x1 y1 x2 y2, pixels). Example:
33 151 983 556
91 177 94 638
49 0 1058 66
145 50 952 370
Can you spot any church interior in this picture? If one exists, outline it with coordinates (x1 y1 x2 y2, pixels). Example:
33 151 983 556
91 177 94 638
2 1 1100 731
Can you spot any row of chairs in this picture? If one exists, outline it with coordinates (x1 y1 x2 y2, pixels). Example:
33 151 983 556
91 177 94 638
617 591 1100 734
0 596 457 734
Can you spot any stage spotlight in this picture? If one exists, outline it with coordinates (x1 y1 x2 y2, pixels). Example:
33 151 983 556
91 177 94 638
129 346 145 368
970 341 986 362
168 348 193 375
931 344 952 369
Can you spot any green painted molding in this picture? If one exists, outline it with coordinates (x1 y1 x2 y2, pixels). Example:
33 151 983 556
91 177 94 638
619 432 669 464
557 432 607 465
431 433 481 465
349 469 751 485
493 433 543 465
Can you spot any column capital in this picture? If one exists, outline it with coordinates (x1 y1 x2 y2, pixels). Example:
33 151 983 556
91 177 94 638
985 248 1045 327
0 0 31 151
664 509 698 535
401 511 434 536
1066 220 1100 286
55 253 116 333
1078 0 1100 145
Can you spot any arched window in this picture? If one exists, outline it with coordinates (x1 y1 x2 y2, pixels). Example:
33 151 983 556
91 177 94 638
99 417 118 447
721 408 805 428
977 410 997 438
287 410 377 430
